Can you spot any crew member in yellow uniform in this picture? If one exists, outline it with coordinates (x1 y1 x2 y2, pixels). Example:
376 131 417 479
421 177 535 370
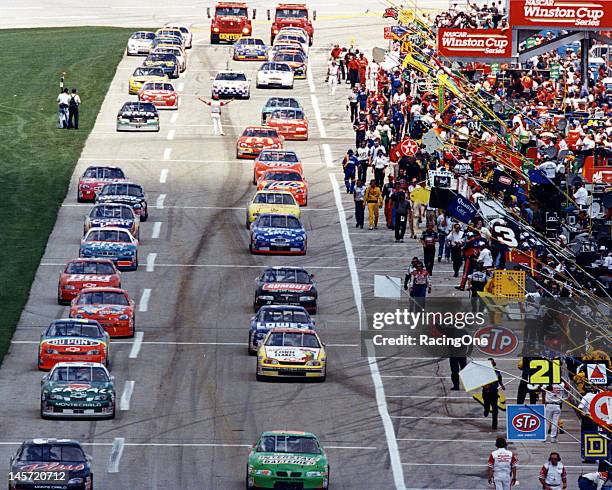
364 179 383 230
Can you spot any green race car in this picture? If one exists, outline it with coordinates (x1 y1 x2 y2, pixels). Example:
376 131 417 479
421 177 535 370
261 97 303 124
246 431 329 489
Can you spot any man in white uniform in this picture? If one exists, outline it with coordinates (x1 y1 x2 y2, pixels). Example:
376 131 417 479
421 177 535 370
539 452 567 489
487 437 517 490
197 94 234 136
543 383 566 442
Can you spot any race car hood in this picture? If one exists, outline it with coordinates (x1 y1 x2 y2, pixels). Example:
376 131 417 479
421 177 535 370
252 452 323 469
80 241 136 254
43 380 114 402
213 80 249 88
253 227 304 239
41 337 106 349
249 203 298 216
145 59 175 67
62 273 117 284
88 218 135 229
256 161 303 171
264 346 320 362
73 304 131 318
261 282 313 293
259 181 306 191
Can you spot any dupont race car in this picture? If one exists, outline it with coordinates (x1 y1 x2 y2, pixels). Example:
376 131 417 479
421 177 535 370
38 319 110 371
138 81 179 109
246 431 329 489
96 182 148 221
256 62 294 89
246 190 300 227
248 305 314 354
208 2 252 44
249 213 306 255
257 170 308 206
254 266 317 313
57 258 121 305
261 96 302 124
271 51 307 78
128 66 168 95
116 102 160 132
253 149 303 183
265 108 309 140
256 328 326 381
211 71 251 99
233 37 268 60
77 165 127 202
237 126 284 159
142 52 180 78
70 287 135 337
79 228 139 272
126 31 156 56
83 203 139 238
40 362 116 419
9 439 94 490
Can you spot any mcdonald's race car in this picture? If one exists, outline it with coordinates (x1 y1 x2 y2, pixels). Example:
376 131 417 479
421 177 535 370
257 169 308 206
233 37 268 60
248 305 314 354
256 328 326 381
254 149 302 183
77 165 127 202
246 431 329 489
116 101 160 132
79 228 139 271
250 214 306 255
256 62 294 89
84 203 140 238
38 319 109 371
236 126 284 159
70 287 135 338
57 258 121 305
261 96 302 124
96 182 148 221
265 107 308 140
254 266 317 313
271 51 307 78
40 362 116 419
143 52 180 78
246 190 300 227
128 66 168 95
138 81 179 109
126 31 156 55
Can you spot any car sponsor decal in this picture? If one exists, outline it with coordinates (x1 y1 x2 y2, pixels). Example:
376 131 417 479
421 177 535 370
67 274 113 282
78 305 128 315
262 283 312 292
258 455 317 465
265 347 319 361
263 182 303 190
45 338 102 346
50 385 110 394
17 463 85 472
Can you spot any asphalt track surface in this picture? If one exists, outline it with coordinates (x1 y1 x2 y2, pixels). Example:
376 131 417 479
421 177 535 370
0 4 597 490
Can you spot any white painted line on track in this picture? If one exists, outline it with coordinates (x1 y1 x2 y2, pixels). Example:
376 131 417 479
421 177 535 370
152 222 162 239
401 463 591 469
156 194 166 209
322 143 334 167
170 112 179 124
306 59 316 93
129 332 144 359
79 157 326 165
146 253 157 272
11 340 357 347
107 438 125 473
139 289 151 312
120 381 135 411
38 262 343 270
159 169 168 183
163 148 172 160
381 375 447 379
391 416 485 420
397 437 580 445
310 94 327 139
167 129 176 140
387 395 475 400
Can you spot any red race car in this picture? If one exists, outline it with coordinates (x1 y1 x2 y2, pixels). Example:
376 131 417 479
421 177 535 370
69 287 135 338
257 169 309 206
253 149 303 184
265 107 308 140
138 81 179 109
77 166 127 202
58 259 121 305
236 126 284 159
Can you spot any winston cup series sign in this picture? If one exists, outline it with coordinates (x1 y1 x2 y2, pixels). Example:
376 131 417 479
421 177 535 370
437 29 512 58
510 0 612 28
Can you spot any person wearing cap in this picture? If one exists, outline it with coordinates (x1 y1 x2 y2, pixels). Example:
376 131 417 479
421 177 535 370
353 179 366 229
364 179 382 230
403 260 431 312
420 223 438 276
487 436 517 490
393 190 410 242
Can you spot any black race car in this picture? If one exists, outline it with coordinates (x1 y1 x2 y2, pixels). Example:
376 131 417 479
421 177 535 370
254 266 317 314
9 439 93 490
95 182 148 221
116 101 160 132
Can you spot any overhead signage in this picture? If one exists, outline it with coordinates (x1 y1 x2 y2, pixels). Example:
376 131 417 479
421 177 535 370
510 0 612 29
437 29 512 58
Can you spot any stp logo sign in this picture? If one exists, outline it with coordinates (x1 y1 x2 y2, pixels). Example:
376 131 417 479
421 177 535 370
474 326 518 356
507 405 546 440
512 413 540 432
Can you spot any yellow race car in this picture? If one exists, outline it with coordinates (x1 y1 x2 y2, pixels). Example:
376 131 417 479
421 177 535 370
246 190 300 228
128 66 169 95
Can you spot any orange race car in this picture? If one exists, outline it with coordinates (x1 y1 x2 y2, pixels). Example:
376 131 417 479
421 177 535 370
58 259 121 305
236 125 284 159
265 107 308 140
138 81 179 109
253 149 303 184
70 287 135 338
257 169 309 206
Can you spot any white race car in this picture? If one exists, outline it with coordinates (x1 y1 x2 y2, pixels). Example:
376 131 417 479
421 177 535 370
256 62 294 89
126 31 156 56
211 71 251 99
152 46 187 72
164 24 193 48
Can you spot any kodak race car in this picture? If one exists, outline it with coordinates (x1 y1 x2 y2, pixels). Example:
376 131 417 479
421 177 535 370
116 101 160 132
128 66 168 95
143 52 180 78
208 2 253 44
152 46 186 72
237 126 284 159
248 305 314 354
246 431 329 490
233 37 268 60
257 169 308 206
256 62 294 89
84 203 139 238
79 228 139 271
77 165 127 202
246 190 300 227
40 362 116 419
138 81 179 109
265 107 308 140
57 258 121 305
38 319 109 371
261 97 302 124
254 266 317 313
256 327 326 381
253 149 303 183
164 24 193 48
70 287 135 338
96 182 148 221
126 31 156 56
249 213 306 255
211 71 251 99
271 51 307 78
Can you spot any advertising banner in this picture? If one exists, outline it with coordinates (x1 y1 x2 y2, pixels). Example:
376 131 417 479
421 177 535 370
510 0 612 29
437 29 512 58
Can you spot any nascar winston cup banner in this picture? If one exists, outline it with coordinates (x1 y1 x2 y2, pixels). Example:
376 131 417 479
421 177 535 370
510 0 612 29
436 29 512 58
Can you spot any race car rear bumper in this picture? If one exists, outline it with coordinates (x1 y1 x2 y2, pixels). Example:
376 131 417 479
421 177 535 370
257 366 325 378
250 245 306 256
116 121 160 132
250 473 328 489
41 404 114 419
39 354 105 371
254 297 316 314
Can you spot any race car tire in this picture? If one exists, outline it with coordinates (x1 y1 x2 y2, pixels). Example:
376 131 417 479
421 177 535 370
255 83 262 89
40 398 47 420
289 82 294 90
141 208 148 222
309 37 313 46
90 475 94 490
246 216 250 229
256 373 265 382
57 287 67 306
211 34 219 44
248 333 256 356
245 465 254 489
252 171 257 185
110 402 116 420
77 193 85 203
244 92 251 100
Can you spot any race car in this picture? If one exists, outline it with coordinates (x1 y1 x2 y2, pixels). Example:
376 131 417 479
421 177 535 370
271 50 307 78
254 266 317 313
79 228 139 271
152 46 186 72
261 96 302 124
138 81 179 109
57 258 121 305
84 203 140 238
116 101 160 132
40 362 116 419
256 61 294 89
256 327 326 381
9 439 94 490
143 52 180 78
248 305 314 354
152 36 184 52
126 30 156 55
128 66 168 95
277 27 309 45
70 287 135 337
268 42 306 61
96 182 148 221
164 24 193 48
265 107 309 140
274 31 308 52
246 190 300 227
257 169 308 206
38 319 109 371
246 431 329 489
253 149 303 183
77 165 127 202
211 71 251 99
155 28 186 47
236 126 284 159
233 37 268 60
249 213 306 255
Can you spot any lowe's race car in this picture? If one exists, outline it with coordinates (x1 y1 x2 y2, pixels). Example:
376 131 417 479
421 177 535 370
84 203 139 239
249 213 306 255
248 305 314 354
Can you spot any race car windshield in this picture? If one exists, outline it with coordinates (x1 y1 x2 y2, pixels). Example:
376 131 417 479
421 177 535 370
243 128 278 137
148 53 176 62
270 109 304 120
157 30 181 38
216 6 247 16
260 310 310 323
143 82 174 91
238 38 264 45
78 291 129 305
265 98 300 109
86 229 132 243
121 102 157 113
133 67 162 77
259 151 298 162
132 32 155 40
257 215 301 228
262 269 310 283
276 35 303 44
258 435 320 454
266 332 319 348
261 63 291 72
83 167 125 179
216 72 247 81
99 184 144 197
253 193 296 205
274 53 304 63
90 206 134 219
276 8 308 18
50 366 109 383
65 261 116 275
263 171 302 181
47 323 103 338
19 444 87 463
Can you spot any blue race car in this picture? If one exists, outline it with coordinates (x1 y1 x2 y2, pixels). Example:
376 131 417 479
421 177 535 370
233 37 268 60
248 305 315 354
249 213 306 255
79 227 139 271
